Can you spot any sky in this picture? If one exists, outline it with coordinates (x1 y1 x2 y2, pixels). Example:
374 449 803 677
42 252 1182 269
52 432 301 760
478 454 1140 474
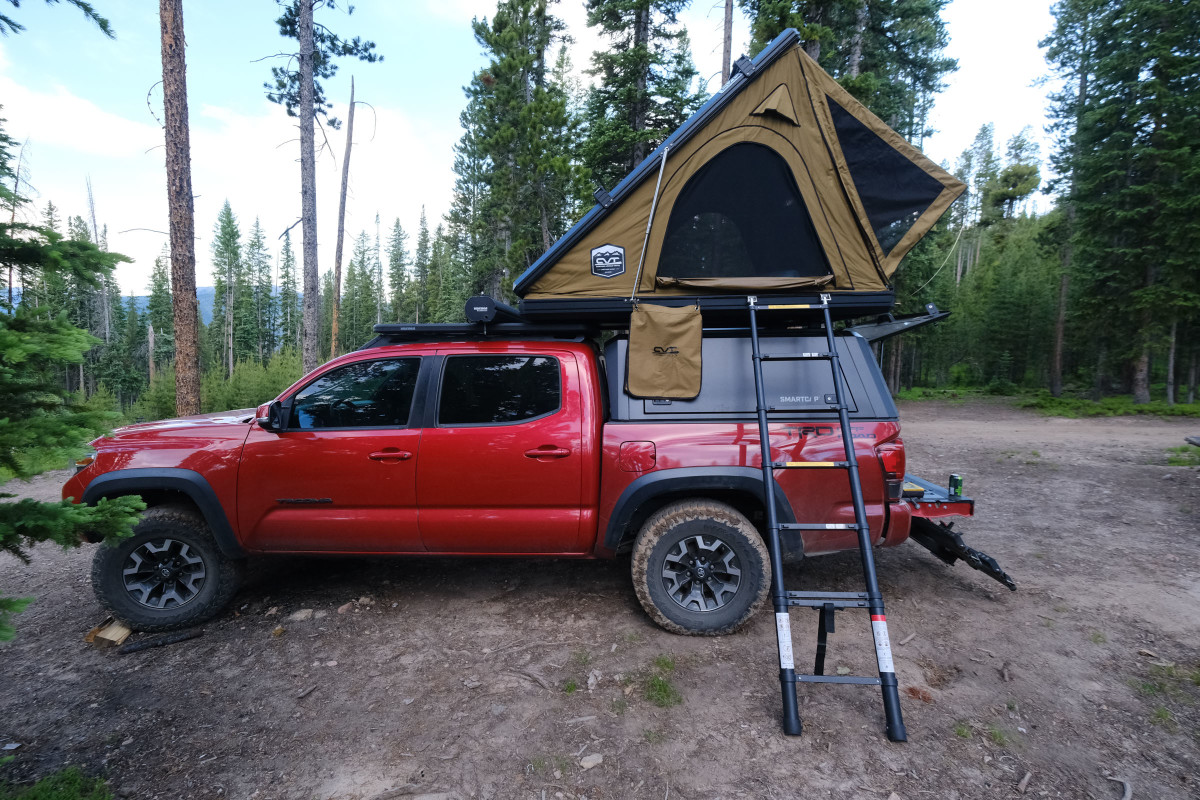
0 0 1057 295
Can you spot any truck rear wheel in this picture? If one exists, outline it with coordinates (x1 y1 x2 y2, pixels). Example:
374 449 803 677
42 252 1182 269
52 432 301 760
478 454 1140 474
91 504 243 632
631 500 770 635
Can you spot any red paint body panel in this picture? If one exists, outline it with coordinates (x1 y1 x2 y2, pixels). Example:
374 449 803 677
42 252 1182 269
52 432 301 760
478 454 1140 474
63 340 955 562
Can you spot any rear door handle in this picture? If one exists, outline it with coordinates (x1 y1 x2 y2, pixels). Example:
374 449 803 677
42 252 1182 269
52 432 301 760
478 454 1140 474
369 450 413 461
524 446 571 460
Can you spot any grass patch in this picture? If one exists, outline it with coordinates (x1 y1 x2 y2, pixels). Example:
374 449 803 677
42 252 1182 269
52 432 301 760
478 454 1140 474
1151 706 1178 730
645 675 682 707
988 725 1010 746
1017 392 1200 418
643 729 666 744
0 768 111 800
953 721 972 739
652 654 675 672
571 649 591 668
1089 631 1107 644
1166 446 1200 467
610 698 628 715
563 679 577 695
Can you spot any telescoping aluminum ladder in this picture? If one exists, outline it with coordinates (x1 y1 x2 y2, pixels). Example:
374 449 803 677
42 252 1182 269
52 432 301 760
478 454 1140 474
747 294 906 741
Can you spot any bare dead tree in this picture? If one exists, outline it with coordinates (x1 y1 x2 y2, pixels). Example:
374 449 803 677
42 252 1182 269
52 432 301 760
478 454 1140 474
721 0 732 86
159 0 201 415
299 0 320 373
330 76 355 359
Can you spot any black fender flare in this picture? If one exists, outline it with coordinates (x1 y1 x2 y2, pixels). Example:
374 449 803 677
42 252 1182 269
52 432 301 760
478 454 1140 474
82 468 246 559
603 467 800 559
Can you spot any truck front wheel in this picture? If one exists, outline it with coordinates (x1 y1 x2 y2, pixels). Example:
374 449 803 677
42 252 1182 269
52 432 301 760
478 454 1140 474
91 504 244 632
631 500 770 635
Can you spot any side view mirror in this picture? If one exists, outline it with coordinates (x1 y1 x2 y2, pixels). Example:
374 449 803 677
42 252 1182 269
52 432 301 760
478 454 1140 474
256 401 286 432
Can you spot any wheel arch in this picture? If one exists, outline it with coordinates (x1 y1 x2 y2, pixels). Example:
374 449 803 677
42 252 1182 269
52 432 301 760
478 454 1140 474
603 467 802 561
82 468 246 559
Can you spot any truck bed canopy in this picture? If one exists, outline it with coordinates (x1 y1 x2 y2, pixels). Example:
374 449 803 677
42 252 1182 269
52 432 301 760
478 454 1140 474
513 28 964 308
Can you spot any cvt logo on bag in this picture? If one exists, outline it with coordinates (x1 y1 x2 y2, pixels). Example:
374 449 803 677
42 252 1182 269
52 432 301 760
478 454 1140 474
590 243 625 279
652 346 680 356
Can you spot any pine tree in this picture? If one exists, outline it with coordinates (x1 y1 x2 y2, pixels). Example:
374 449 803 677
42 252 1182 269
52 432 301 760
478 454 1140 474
245 218 276 363
147 247 175 369
278 230 301 350
583 0 708 190
412 208 431 321
1053 0 1200 402
208 201 241 378
385 218 411 321
739 1 956 141
0 114 142 639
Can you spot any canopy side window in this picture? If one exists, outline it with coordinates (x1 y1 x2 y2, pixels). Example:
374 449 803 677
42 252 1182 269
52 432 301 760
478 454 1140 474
656 142 832 282
826 96 948 255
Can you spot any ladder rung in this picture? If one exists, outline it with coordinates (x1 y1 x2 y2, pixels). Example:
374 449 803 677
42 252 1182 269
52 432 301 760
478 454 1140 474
771 461 850 469
786 589 869 609
792 674 882 686
750 303 826 311
786 590 870 601
778 523 858 530
759 352 832 361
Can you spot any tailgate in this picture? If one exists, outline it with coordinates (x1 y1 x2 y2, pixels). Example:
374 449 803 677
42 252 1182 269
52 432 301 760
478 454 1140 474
902 473 973 519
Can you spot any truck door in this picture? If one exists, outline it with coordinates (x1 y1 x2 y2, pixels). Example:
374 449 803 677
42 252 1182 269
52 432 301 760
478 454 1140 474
417 351 585 553
237 356 426 552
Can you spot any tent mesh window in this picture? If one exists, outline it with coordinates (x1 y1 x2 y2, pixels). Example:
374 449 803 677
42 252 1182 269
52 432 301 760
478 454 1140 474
826 97 947 255
657 143 832 281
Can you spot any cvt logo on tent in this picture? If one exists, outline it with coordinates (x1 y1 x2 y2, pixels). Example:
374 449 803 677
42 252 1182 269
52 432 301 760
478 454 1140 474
590 244 625 279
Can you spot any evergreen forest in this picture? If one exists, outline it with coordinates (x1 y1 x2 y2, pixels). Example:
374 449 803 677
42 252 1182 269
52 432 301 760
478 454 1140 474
3 0 1200 431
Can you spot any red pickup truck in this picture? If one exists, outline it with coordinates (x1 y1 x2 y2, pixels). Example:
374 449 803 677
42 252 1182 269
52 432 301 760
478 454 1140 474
65 324 998 634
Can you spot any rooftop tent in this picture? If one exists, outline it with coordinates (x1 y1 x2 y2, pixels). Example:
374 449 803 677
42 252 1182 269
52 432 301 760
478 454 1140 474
513 28 964 311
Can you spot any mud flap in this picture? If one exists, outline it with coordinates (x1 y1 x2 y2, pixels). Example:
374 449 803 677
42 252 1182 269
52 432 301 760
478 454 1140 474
910 517 1016 591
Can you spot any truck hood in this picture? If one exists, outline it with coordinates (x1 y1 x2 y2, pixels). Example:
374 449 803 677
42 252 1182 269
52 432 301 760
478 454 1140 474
96 408 257 442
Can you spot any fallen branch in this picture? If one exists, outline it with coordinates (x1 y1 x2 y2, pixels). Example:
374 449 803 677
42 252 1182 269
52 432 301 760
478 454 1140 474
118 628 202 654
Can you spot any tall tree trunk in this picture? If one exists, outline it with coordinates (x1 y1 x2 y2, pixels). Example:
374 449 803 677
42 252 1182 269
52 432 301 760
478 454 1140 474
299 0 320 374
148 323 156 382
1092 344 1105 400
630 7 650 166
1165 318 1177 405
1132 340 1151 404
848 1 867 78
721 0 733 86
159 0 201 415
330 76 355 359
1187 349 1196 404
1050 271 1069 397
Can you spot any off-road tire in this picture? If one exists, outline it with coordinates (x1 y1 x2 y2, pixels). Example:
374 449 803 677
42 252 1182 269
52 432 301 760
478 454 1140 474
631 499 770 635
91 504 243 632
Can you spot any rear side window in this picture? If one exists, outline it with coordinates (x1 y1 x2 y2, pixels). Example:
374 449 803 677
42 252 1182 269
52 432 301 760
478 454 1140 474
290 358 420 429
439 355 560 426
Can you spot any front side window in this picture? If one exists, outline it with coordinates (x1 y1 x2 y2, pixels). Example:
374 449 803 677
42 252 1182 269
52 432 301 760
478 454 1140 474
439 355 560 426
289 358 420 429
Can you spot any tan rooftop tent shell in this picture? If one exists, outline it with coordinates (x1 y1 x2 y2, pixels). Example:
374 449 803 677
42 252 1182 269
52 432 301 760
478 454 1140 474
516 31 964 301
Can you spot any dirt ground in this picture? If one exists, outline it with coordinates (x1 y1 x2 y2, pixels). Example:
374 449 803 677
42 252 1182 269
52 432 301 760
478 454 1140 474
2 398 1198 800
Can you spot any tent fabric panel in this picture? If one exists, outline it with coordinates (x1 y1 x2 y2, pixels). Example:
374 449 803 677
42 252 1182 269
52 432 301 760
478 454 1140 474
655 142 832 283
751 83 800 126
826 96 948 254
800 53 965 276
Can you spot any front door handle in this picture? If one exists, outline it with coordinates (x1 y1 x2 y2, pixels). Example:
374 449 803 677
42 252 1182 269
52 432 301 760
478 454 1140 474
524 446 571 460
369 450 413 461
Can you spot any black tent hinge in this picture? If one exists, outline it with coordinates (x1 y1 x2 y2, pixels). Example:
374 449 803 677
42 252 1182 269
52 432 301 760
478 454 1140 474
731 56 755 79
593 185 613 209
